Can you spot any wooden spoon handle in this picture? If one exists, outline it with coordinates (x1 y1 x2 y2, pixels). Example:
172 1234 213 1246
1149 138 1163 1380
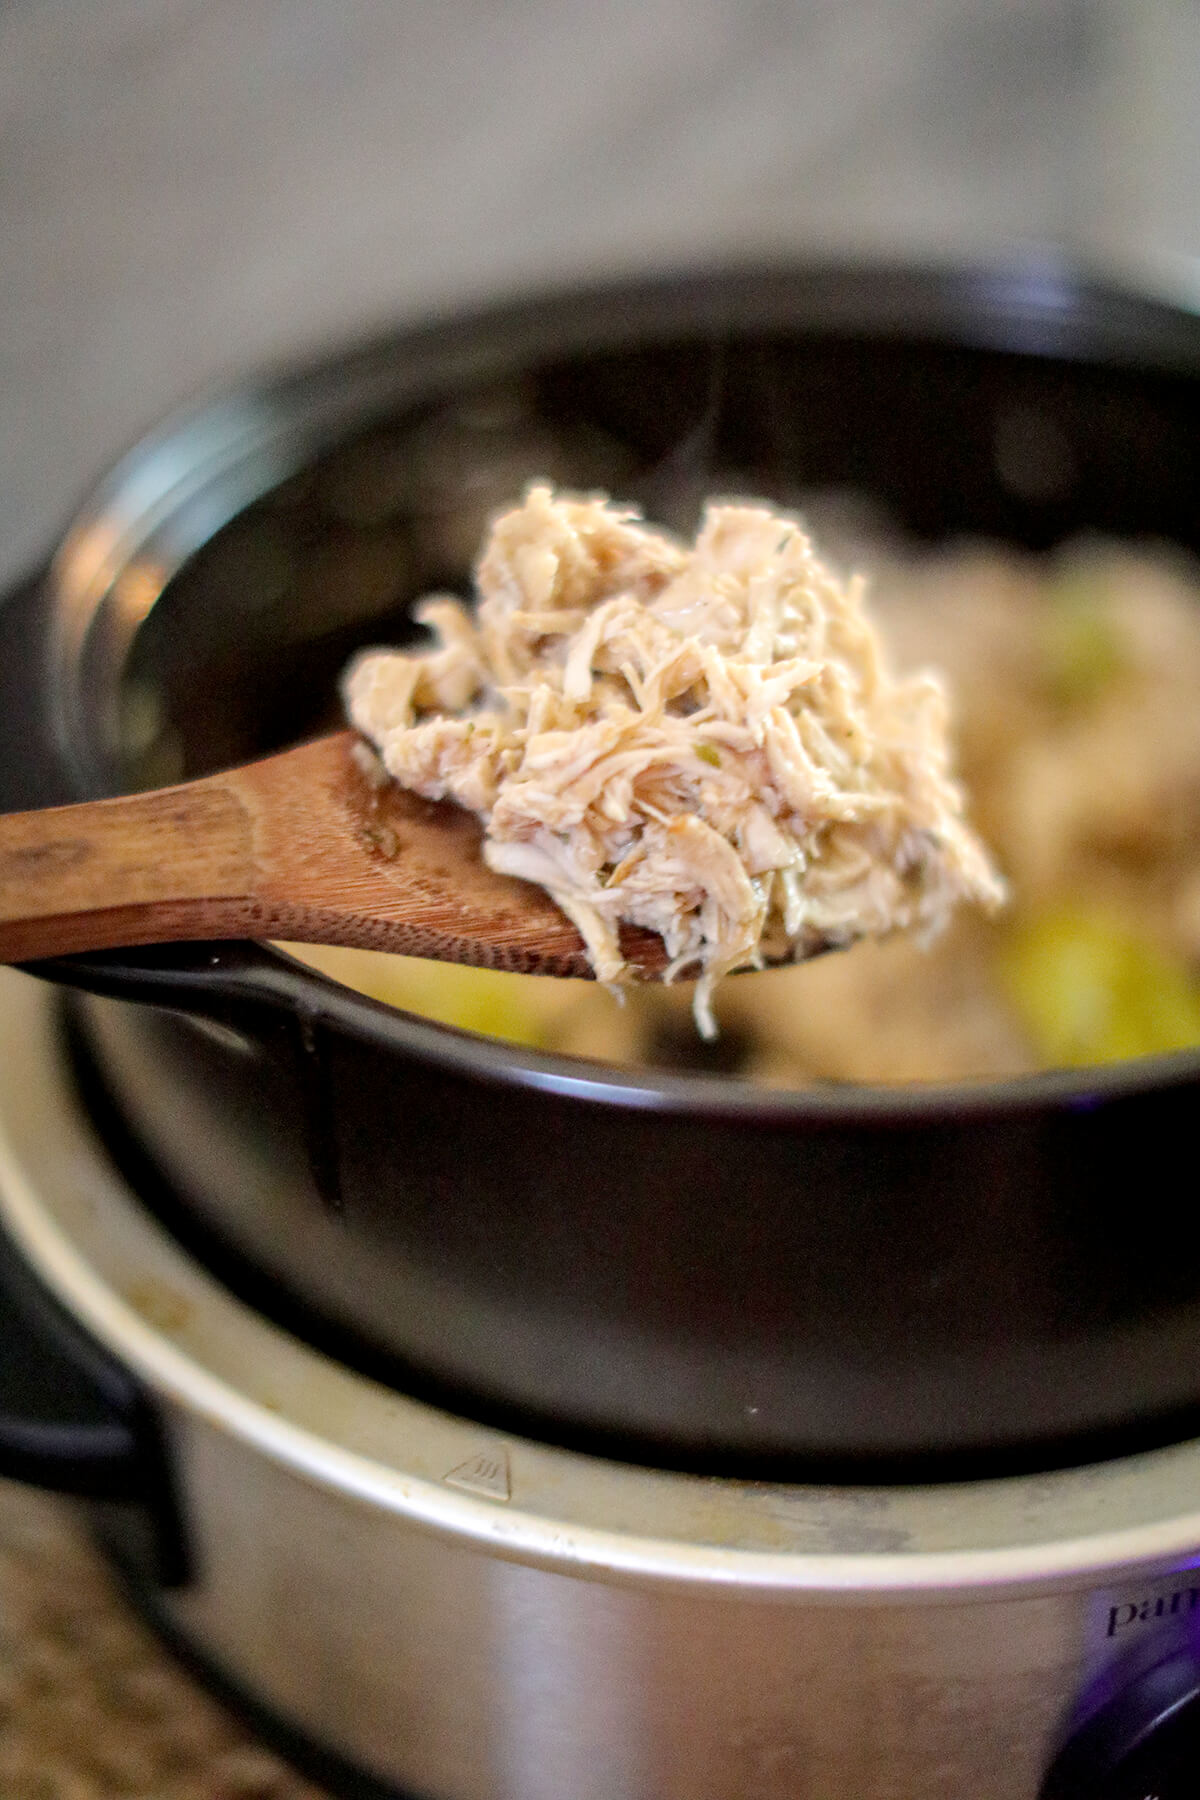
0 772 262 962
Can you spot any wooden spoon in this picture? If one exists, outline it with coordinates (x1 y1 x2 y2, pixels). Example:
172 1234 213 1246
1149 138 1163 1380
0 730 669 978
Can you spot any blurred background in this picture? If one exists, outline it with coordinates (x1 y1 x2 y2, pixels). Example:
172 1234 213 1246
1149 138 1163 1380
0 0 1197 595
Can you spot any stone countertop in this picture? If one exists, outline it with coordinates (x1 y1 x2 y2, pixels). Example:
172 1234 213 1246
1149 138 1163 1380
0 1480 324 1799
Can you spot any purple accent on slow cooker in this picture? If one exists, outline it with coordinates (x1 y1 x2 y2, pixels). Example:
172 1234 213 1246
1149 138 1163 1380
4 263 1200 1476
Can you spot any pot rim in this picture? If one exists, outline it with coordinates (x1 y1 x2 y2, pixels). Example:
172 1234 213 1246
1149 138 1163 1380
266 941 1200 1124
38 254 1200 1127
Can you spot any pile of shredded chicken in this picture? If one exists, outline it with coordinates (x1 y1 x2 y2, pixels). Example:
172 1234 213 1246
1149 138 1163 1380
344 484 1005 1033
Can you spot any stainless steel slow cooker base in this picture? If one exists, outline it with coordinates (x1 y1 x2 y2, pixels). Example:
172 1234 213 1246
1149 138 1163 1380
4 966 1200 1799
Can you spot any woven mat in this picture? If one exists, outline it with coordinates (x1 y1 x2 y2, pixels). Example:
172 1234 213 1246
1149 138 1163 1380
0 1479 326 1800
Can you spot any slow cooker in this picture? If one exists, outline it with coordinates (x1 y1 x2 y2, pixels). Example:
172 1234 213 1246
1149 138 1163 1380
2 263 1200 1797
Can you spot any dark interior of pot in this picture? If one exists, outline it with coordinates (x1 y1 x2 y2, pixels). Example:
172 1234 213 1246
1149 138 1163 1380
34 266 1200 1477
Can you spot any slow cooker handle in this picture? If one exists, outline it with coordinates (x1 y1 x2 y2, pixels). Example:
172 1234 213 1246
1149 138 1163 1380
20 939 298 1018
0 1219 188 1582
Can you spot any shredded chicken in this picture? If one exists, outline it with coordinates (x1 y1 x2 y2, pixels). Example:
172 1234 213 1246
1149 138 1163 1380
343 484 1004 1033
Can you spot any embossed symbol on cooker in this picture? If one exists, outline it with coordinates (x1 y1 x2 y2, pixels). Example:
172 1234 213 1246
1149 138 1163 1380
444 1449 511 1501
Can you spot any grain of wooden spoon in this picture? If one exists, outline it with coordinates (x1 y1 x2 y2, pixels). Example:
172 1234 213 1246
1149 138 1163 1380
0 729 670 978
